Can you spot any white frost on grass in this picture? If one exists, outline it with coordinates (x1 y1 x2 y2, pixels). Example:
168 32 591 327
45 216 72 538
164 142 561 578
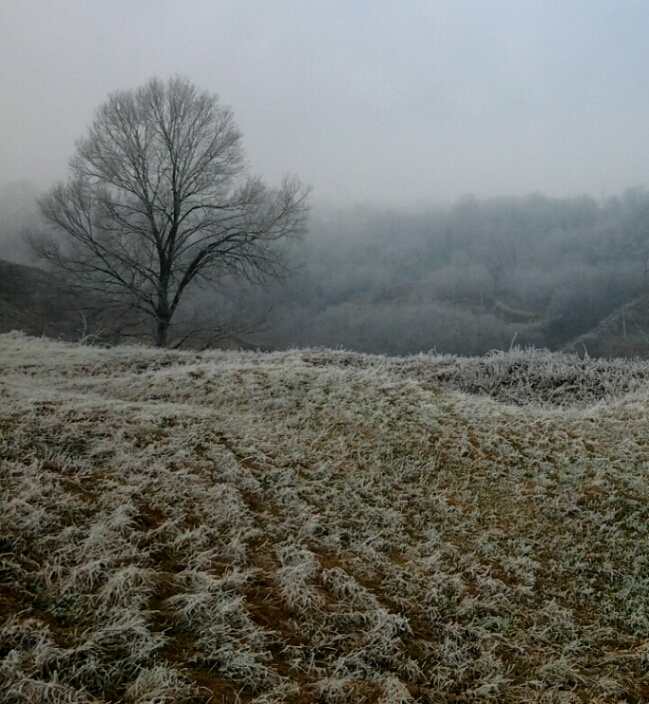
2 332 649 702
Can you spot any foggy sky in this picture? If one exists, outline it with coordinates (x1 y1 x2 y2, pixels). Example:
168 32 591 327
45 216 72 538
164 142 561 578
2 0 649 207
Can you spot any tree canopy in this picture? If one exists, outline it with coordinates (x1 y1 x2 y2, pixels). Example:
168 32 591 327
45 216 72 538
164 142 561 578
32 76 310 346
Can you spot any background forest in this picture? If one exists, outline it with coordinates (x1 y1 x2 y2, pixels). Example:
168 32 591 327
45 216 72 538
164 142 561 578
248 188 649 357
2 181 649 357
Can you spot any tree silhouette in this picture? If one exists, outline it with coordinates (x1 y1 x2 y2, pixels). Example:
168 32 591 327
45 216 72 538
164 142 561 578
32 76 309 346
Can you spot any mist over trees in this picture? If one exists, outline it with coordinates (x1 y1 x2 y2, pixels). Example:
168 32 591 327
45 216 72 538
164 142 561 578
0 180 40 264
252 189 649 356
3 175 649 355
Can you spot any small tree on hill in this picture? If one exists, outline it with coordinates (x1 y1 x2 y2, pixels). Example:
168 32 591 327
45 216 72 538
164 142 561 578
31 76 309 347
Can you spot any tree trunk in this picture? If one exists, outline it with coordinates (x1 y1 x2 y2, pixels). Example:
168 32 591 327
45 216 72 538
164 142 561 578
155 310 171 347
156 264 172 347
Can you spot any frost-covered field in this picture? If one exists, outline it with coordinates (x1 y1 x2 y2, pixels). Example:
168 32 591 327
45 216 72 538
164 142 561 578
1 332 649 703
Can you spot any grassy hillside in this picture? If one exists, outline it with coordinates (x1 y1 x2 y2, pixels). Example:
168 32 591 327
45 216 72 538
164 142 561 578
566 293 649 360
1 333 649 703
0 259 82 340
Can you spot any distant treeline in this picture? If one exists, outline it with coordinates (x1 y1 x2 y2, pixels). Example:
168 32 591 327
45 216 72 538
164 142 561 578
2 182 649 355
255 189 649 355
0 180 40 265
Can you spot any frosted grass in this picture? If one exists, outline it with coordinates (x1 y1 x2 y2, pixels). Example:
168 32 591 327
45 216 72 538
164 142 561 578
1 331 649 702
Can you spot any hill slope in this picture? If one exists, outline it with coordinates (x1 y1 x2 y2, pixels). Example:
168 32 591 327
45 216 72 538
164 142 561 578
567 293 649 359
1 334 649 703
0 259 82 339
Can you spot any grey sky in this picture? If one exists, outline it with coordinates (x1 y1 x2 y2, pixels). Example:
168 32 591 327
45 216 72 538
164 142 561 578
2 0 649 207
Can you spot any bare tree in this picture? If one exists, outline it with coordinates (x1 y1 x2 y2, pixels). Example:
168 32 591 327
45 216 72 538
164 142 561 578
31 76 310 347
